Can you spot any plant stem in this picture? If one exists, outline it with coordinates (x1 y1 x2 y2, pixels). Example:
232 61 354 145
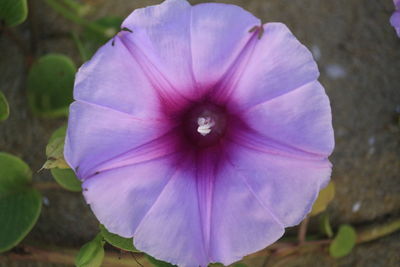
1 245 148 267
356 218 400 243
32 181 63 191
43 0 110 37
2 218 400 265
250 217 400 259
297 216 309 244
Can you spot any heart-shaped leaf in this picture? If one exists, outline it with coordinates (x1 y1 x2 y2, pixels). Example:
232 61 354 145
75 234 105 267
51 168 81 192
27 54 76 118
0 153 42 252
0 0 28 27
329 224 357 258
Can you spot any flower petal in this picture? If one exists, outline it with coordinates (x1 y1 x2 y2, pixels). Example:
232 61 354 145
82 155 178 237
74 37 160 118
231 23 319 108
64 101 169 179
120 0 195 98
190 3 260 88
242 81 334 157
133 162 208 267
228 143 332 227
390 11 400 37
209 160 285 265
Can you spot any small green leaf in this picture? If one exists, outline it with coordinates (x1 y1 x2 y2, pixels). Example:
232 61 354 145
147 255 177 267
0 91 10 122
319 212 333 238
43 125 69 169
27 54 76 118
75 234 105 267
232 264 248 267
310 181 335 216
99 224 138 252
329 224 357 258
0 153 42 253
0 0 28 27
51 168 81 192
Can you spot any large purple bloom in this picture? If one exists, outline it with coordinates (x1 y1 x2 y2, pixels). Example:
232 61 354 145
65 0 334 266
391 0 400 37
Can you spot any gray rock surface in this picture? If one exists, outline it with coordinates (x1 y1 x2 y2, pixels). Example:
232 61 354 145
0 0 399 266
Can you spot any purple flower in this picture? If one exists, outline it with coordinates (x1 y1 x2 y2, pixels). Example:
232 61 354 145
65 0 334 266
391 0 400 37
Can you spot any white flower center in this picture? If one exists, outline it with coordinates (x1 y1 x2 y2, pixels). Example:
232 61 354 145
197 117 215 136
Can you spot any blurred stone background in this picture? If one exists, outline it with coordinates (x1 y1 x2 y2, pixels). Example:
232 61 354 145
0 0 399 266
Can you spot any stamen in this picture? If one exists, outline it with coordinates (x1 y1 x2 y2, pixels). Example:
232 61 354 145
197 117 215 136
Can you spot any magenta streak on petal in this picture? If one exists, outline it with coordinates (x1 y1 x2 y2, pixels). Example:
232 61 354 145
75 99 164 123
84 130 181 179
225 156 284 229
195 149 220 258
118 32 193 110
231 130 329 161
210 27 261 103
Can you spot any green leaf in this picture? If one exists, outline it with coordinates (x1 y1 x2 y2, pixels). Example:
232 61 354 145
310 181 335 216
147 255 177 267
99 224 138 252
319 212 333 238
0 0 28 27
232 264 248 267
43 125 69 169
0 91 10 122
27 54 76 118
49 124 67 142
75 234 105 267
46 125 80 191
51 168 81 192
0 153 42 253
329 224 357 258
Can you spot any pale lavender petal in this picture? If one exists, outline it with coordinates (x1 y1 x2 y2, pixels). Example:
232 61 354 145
242 81 334 157
190 3 260 89
228 143 332 227
209 160 285 265
82 155 178 237
231 23 319 109
64 102 170 179
120 0 195 97
133 163 208 267
74 37 161 118
391 11 400 37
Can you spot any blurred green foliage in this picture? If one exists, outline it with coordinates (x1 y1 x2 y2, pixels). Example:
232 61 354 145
0 91 10 122
0 0 28 27
0 153 42 253
329 224 357 258
99 224 139 252
75 233 105 267
27 54 76 118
